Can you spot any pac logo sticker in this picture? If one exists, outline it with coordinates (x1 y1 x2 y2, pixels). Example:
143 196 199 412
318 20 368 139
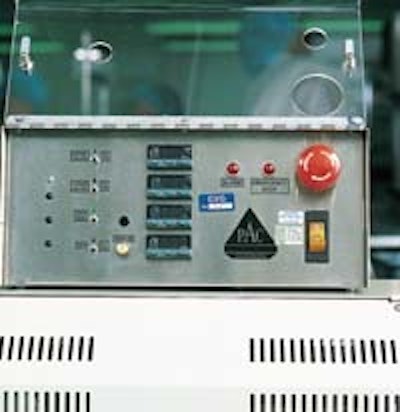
224 209 278 259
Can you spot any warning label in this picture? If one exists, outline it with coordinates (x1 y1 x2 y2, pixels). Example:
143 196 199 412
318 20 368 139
224 209 278 259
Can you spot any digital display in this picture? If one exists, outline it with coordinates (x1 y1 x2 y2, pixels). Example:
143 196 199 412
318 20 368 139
147 175 192 190
147 145 192 160
147 205 192 220
147 235 191 250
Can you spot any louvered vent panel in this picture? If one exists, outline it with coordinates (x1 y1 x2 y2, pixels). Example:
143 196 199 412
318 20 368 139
249 338 398 365
250 393 400 412
1 392 91 412
0 336 94 362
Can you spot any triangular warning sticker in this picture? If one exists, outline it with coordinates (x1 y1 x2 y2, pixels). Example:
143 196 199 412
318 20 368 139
224 209 278 260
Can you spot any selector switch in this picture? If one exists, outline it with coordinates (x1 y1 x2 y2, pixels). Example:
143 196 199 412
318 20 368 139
305 211 329 263
297 144 341 192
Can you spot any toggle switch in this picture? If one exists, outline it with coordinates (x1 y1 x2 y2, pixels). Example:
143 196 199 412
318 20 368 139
305 211 329 263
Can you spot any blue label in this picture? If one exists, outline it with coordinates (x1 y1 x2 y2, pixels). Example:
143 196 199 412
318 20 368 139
199 193 235 212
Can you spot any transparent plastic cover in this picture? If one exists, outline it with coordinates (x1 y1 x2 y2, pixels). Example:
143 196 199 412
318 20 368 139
5 0 365 118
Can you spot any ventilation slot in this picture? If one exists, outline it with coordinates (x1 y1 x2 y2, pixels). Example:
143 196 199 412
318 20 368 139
0 336 94 362
2 392 91 412
249 338 398 365
250 393 400 412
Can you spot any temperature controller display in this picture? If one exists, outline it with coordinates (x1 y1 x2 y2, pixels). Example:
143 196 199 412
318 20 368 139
147 235 191 250
148 145 192 160
147 145 192 170
147 205 192 220
146 235 192 260
147 175 192 190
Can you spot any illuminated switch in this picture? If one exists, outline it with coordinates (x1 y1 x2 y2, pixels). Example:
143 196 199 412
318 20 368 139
308 222 327 253
226 161 241 176
305 211 329 263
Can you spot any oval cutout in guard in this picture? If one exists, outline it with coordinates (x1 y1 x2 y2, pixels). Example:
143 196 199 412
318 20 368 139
291 74 344 116
303 28 328 50
88 41 113 64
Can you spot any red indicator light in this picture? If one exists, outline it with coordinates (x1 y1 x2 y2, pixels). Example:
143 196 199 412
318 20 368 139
226 162 240 176
263 162 276 176
297 144 341 192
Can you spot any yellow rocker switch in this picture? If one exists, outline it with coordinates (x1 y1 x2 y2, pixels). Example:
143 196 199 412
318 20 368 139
308 222 327 254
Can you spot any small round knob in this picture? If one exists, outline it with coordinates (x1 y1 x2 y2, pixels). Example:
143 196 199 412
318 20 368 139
297 144 341 192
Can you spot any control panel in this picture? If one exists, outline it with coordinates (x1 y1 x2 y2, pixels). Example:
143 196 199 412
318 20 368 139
4 129 367 289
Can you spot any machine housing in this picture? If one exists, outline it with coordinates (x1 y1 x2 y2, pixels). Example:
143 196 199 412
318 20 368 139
2 1 398 410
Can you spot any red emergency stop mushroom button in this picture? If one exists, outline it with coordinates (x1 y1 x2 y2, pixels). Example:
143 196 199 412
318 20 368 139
297 144 341 192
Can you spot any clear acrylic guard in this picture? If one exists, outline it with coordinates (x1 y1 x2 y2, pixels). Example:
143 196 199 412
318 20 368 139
5 0 365 124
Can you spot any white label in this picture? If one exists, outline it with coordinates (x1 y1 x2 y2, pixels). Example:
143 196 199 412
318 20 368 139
278 210 305 225
208 202 234 211
275 225 304 246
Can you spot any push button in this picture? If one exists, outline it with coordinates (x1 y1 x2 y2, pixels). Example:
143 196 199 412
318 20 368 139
115 242 131 257
297 144 341 192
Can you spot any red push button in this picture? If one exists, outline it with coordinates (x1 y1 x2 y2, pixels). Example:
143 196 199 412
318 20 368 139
297 144 341 192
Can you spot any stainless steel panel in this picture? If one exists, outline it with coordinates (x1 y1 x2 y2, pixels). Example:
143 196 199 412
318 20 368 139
5 130 367 289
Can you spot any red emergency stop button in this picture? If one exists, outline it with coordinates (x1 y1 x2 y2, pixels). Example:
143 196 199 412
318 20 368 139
297 144 341 192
